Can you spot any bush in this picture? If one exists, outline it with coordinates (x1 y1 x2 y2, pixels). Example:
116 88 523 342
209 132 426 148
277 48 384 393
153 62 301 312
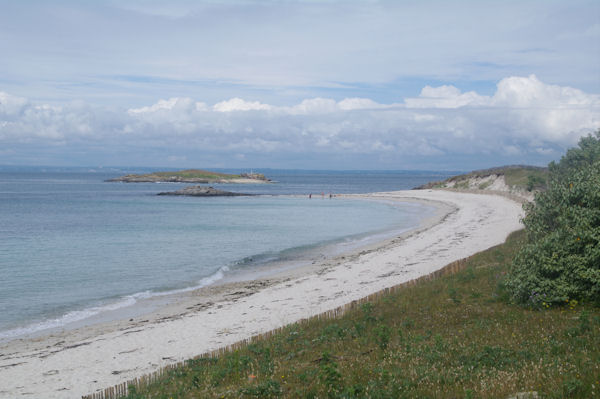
506 131 600 307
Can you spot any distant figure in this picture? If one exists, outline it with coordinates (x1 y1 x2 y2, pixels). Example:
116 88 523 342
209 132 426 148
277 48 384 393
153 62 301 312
329 193 332 198
309 193 312 199
321 192 324 198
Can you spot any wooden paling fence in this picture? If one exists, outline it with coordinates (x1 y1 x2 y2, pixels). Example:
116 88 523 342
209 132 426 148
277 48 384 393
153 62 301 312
82 256 470 399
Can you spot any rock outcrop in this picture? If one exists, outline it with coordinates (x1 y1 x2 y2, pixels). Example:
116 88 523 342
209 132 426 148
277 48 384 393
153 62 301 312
157 186 253 197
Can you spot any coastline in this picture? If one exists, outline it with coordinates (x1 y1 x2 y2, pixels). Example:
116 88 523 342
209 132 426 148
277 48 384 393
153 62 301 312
0 194 429 343
0 190 523 399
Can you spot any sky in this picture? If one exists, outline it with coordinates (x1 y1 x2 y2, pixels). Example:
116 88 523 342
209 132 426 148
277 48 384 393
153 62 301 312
0 0 599 170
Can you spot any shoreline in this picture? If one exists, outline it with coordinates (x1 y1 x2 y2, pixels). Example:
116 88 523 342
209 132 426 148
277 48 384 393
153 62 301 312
0 195 431 344
0 190 523 399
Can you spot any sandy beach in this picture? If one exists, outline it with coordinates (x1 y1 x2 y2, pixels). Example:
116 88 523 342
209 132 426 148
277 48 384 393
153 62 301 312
0 189 523 398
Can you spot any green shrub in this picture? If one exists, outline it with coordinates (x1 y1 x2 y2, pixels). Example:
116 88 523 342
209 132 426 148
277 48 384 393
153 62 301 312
506 131 600 307
318 352 343 397
375 323 391 350
526 174 546 191
239 379 282 398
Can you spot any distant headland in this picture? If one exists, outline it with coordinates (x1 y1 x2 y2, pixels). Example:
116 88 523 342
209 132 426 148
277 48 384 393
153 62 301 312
106 169 271 184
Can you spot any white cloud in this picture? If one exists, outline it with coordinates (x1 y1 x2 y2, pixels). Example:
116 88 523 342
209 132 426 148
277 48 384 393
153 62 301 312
213 98 271 112
402 75 600 145
1 76 599 168
0 93 97 142
337 98 383 111
0 92 28 116
489 75 600 144
405 85 487 108
491 75 595 108
128 97 201 114
285 98 338 115
404 75 600 112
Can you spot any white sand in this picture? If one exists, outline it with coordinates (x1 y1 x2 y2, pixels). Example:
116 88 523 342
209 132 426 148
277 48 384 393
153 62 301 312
0 190 523 398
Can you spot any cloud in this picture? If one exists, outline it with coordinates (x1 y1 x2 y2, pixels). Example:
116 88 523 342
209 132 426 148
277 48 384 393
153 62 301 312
402 75 600 145
337 98 384 111
405 86 487 108
491 75 596 108
128 97 206 114
0 92 98 142
1 76 599 168
2 1 598 107
213 98 271 112
285 98 339 115
0 92 28 116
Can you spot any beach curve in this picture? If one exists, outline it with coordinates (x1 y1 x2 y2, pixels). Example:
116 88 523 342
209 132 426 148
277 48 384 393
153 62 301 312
0 190 524 398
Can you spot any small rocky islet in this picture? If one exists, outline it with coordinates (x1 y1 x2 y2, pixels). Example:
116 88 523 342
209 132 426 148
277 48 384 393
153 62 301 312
157 185 254 197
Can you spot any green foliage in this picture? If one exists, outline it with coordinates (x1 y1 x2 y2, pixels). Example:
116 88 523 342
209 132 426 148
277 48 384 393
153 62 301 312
478 180 492 190
123 385 144 399
239 379 282 398
454 180 469 189
504 167 548 191
460 345 532 370
447 285 462 304
374 323 391 350
361 302 376 323
506 131 600 307
549 131 600 180
318 352 343 397
526 174 546 191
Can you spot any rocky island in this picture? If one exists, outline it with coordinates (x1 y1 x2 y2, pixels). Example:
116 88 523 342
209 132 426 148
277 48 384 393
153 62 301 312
157 186 254 197
106 169 270 184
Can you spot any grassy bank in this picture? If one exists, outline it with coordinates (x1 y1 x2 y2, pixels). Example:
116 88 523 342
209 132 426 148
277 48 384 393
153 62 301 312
120 230 599 398
416 165 548 192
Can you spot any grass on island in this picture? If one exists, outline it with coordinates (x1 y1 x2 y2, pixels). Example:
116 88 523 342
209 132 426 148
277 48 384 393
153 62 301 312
121 230 599 399
142 169 240 179
118 169 269 181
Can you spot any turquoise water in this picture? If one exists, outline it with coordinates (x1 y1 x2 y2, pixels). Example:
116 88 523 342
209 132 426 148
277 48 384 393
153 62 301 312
0 170 447 340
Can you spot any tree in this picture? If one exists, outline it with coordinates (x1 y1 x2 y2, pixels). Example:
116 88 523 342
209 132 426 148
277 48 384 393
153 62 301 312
505 130 600 307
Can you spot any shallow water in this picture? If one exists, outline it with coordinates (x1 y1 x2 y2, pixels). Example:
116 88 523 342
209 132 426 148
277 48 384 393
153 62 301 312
0 169 452 339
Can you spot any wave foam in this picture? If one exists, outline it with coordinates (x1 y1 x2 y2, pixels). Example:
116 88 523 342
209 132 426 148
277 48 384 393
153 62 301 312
0 267 229 341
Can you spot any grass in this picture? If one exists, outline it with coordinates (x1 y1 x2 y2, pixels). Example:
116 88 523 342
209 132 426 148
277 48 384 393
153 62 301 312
503 168 548 191
478 181 492 190
150 169 239 179
416 165 548 191
121 230 599 398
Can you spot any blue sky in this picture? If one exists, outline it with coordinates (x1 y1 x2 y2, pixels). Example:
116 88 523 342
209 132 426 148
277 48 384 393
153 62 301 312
1 0 599 170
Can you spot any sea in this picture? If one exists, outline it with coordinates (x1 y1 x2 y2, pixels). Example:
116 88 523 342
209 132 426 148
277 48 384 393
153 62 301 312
0 167 456 342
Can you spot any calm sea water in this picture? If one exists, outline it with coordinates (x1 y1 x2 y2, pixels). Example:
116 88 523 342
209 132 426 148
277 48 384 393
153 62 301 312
0 168 454 340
